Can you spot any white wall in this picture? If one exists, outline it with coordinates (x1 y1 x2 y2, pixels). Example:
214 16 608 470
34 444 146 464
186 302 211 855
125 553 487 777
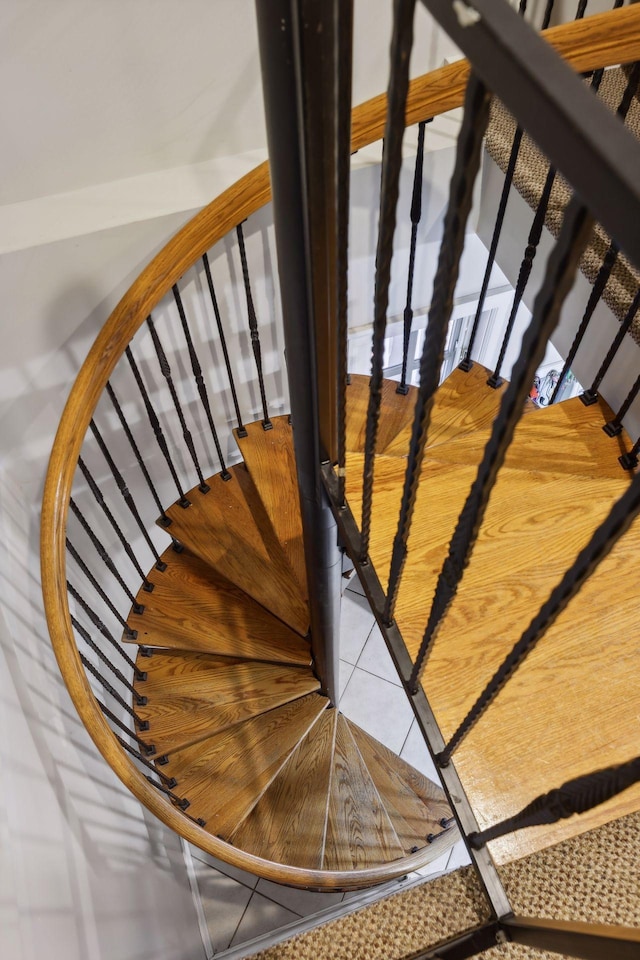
0 213 217 960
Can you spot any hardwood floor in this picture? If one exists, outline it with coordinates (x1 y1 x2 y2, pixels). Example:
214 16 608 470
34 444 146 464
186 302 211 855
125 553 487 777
344 367 640 864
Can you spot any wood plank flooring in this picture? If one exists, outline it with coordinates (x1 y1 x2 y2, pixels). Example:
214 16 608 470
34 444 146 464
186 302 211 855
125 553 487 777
344 366 640 864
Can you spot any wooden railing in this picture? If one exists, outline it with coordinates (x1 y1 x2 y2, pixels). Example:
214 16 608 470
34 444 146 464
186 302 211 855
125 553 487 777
41 2 640 893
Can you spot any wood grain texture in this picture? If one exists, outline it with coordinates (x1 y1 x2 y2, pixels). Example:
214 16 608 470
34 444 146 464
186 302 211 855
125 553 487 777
162 693 327 837
163 465 309 636
427 395 630 481
385 364 507 458
40 7 640 886
134 650 319 755
230 709 337 869
125 547 311 665
345 373 640 863
323 715 404 870
347 720 455 855
235 416 307 597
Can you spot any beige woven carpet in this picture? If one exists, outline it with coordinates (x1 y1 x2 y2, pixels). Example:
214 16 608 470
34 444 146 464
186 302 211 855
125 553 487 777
250 810 640 960
485 67 640 343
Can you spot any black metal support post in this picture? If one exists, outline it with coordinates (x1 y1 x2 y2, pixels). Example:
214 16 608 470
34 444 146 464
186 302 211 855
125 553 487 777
254 0 353 705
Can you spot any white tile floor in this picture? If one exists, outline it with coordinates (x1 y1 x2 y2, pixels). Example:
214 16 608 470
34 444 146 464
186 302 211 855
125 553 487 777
188 576 470 957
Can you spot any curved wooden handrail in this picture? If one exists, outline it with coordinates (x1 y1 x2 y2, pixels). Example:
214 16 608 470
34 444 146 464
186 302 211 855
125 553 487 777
41 5 640 888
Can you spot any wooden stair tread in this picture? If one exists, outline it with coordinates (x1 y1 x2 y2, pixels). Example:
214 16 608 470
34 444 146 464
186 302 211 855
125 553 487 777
235 416 307 597
134 650 319 755
229 709 337 869
346 375 420 456
323 714 404 870
161 465 309 636
347 720 455 855
382 364 508 458
125 547 311 665
161 693 327 837
426 395 630 481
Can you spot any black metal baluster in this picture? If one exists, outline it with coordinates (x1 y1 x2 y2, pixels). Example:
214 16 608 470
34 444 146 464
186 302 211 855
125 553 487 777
79 652 149 730
360 0 417 563
469 754 640 849
581 289 640 406
409 197 594 692
116 735 178 788
603 372 640 437
77 456 161 585
67 535 143 629
125 345 191 508
460 124 525 373
383 73 492 620
550 62 640 404
146 314 210 493
619 435 640 471
438 467 640 765
105 381 172 527
460 0 551 374
172 283 231 480
145 775 191 810
96 699 154 754
71 615 147 701
69 497 151 599
398 119 428 395
90 419 164 563
235 222 272 430
336 0 354 506
483 6 606 390
486 165 557 389
201 252 247 437
67 580 149 680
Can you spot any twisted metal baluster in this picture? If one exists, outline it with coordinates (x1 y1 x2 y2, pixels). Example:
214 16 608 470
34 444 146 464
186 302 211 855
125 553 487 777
409 197 594 691
80 652 149 730
336 0 354 506
469 754 640 848
66 537 138 640
603 372 640 437
145 775 191 810
398 120 428 395
202 252 247 437
105 381 171 527
96 698 154 754
125 345 191 507
236 222 272 430
115 735 178 788
172 283 231 480
383 73 492 623
90 418 167 565
77 457 156 586
485 6 606 389
146 314 210 492
551 61 640 404
581 289 640 406
360 0 417 562
487 165 557 389
460 0 548 373
67 579 143 652
71 615 147 701
438 467 640 765
68 502 149 601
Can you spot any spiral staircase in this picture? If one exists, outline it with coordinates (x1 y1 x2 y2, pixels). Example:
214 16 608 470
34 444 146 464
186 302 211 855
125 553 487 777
40 2 640 955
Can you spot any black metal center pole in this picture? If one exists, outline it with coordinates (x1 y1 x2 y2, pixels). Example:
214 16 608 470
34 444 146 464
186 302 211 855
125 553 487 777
254 0 351 705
